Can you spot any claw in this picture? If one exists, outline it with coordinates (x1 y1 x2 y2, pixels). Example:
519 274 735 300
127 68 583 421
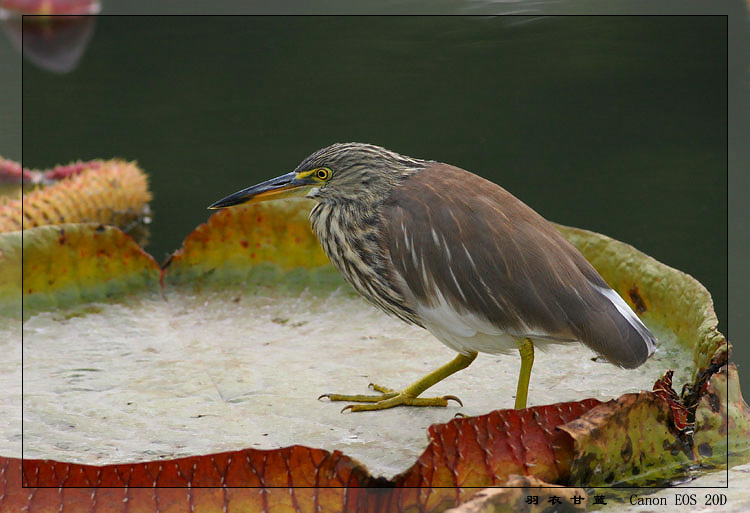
444 395 463 407
318 393 331 401
341 405 354 413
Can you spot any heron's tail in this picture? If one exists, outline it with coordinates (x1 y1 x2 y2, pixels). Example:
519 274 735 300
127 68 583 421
580 285 657 369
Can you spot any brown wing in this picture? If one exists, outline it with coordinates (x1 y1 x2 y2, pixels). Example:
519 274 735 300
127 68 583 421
380 163 655 368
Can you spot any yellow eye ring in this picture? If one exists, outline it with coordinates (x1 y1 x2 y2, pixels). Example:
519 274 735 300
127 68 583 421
315 168 331 180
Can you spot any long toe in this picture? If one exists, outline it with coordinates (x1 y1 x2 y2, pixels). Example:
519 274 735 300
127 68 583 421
368 383 397 394
341 392 463 412
319 390 399 403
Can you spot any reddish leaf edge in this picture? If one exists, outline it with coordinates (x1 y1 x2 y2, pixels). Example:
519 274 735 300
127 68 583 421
1 357 741 513
0 156 104 185
11 397 595 489
8 371 711 490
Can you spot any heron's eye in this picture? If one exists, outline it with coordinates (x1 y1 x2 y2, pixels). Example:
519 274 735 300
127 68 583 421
315 168 331 181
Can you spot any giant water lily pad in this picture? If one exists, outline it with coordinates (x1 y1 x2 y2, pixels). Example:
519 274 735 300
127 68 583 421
0 223 161 317
0 159 151 244
165 199 331 283
0 199 743 511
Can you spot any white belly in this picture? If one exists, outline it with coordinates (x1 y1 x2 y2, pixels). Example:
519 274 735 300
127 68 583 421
421 320 521 356
399 273 575 356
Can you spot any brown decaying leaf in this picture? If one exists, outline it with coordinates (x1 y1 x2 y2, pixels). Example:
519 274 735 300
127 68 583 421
560 391 694 487
652 370 691 432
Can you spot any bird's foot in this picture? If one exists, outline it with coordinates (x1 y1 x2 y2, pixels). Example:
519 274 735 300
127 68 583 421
319 383 462 412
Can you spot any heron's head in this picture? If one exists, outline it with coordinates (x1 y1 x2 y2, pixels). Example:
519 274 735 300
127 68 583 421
208 142 430 210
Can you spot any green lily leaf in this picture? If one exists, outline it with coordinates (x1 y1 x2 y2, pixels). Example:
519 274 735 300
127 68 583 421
1 223 160 318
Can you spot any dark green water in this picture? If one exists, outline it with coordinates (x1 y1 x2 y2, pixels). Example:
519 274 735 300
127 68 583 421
21 16 727 336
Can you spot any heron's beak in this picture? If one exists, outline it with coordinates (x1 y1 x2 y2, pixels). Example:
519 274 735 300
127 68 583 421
208 172 315 209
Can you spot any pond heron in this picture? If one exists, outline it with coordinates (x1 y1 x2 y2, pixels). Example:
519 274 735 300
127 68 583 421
208 143 656 412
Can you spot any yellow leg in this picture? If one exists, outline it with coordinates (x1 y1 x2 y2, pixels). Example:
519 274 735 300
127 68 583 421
320 352 477 412
514 338 535 409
